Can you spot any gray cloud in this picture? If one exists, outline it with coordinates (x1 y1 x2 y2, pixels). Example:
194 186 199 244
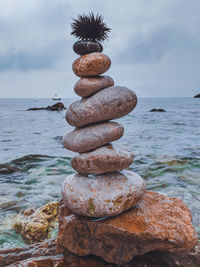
0 0 200 97
117 25 200 64
0 42 66 71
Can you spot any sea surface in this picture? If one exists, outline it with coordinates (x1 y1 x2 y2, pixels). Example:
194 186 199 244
0 97 200 249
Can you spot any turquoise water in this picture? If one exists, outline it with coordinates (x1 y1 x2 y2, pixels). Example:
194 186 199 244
0 97 200 248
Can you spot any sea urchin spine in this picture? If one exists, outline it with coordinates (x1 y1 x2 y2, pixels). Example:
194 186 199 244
71 12 111 42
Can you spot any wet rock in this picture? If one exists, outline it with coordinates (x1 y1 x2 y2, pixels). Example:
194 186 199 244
28 102 66 111
73 40 103 55
62 122 124 153
149 108 166 112
0 237 200 266
66 86 137 127
74 75 114 97
58 191 198 264
0 164 21 174
194 93 200 98
61 170 145 217
0 239 58 267
13 202 58 243
73 52 111 77
71 144 133 174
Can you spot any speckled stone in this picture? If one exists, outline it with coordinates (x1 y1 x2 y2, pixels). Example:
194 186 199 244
73 41 103 56
61 170 146 217
72 52 111 78
62 122 124 153
71 144 133 174
66 86 137 127
74 75 114 98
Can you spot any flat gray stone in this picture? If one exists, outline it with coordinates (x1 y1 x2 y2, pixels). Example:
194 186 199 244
74 75 114 98
62 122 124 153
71 144 134 174
61 170 146 217
66 86 137 127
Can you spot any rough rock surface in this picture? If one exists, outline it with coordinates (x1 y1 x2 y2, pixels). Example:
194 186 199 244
58 191 198 264
1 237 200 267
13 202 58 243
28 102 66 111
61 170 145 217
194 93 200 98
149 108 166 112
71 144 133 174
66 86 137 127
62 122 124 153
73 40 103 55
73 52 111 77
74 75 114 97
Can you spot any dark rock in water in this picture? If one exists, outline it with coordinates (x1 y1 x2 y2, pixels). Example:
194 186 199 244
28 102 66 111
0 164 21 174
149 108 166 112
0 238 200 266
73 40 103 55
194 93 200 98
0 155 53 174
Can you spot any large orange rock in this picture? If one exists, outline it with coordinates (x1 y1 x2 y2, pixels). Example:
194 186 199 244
57 191 198 264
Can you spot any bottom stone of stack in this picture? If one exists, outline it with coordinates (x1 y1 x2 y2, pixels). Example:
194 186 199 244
57 191 198 265
61 170 145 217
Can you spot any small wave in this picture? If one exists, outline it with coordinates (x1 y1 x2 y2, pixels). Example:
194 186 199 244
0 154 54 174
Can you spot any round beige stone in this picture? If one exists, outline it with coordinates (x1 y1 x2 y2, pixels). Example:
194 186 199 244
74 75 114 98
71 144 134 174
72 53 111 78
61 170 146 217
62 122 124 153
66 86 137 127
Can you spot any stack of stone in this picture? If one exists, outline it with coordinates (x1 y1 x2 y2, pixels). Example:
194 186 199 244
57 16 198 266
61 46 146 218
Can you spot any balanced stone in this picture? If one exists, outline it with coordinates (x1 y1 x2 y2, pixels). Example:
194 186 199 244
61 170 145 217
71 144 133 174
72 52 111 77
74 75 114 98
58 191 198 264
62 122 124 153
66 86 137 127
73 41 103 55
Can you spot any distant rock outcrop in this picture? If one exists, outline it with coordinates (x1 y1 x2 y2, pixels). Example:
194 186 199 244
28 102 66 111
149 108 166 112
194 94 200 98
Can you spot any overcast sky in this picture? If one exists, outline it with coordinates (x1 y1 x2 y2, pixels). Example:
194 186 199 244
0 0 200 98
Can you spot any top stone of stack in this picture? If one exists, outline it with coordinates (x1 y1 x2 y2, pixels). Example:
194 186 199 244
71 12 111 55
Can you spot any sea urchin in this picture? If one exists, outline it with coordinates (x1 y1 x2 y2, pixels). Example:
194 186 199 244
71 12 111 42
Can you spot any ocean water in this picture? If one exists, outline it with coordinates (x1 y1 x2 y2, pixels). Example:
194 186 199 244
0 97 200 249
